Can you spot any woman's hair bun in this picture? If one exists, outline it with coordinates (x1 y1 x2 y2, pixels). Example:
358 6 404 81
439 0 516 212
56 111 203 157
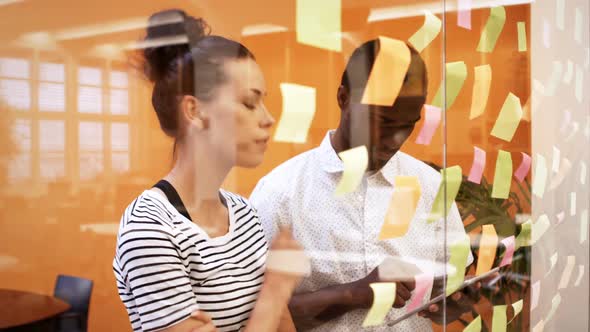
142 9 210 82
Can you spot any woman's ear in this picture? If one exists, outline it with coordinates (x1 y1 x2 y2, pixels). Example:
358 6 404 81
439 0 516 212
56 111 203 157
180 95 209 130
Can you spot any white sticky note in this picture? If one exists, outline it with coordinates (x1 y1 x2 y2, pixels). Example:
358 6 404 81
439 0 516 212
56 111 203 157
531 281 540 310
362 283 396 327
581 209 588 244
546 253 558 276
574 265 585 287
549 158 571 191
558 256 576 289
565 122 580 142
335 146 368 196
296 0 341 52
575 8 583 45
570 192 576 216
274 83 316 143
545 61 563 96
552 146 560 173
543 19 550 48
532 154 548 198
581 161 587 185
556 0 565 30
532 320 544 332
545 293 561 322
575 64 583 103
563 60 573 84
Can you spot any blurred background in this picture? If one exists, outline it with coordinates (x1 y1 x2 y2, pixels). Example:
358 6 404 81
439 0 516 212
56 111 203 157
0 0 587 331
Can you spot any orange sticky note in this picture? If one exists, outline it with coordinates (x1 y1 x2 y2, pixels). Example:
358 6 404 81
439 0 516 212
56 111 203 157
361 37 411 106
476 225 498 276
379 176 421 239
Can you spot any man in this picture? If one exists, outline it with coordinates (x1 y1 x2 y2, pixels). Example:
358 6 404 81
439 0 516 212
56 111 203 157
250 38 475 331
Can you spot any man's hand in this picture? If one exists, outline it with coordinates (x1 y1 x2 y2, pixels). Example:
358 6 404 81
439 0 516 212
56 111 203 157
352 266 416 309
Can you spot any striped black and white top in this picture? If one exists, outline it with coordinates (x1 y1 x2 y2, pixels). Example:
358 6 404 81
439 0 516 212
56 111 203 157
113 189 268 332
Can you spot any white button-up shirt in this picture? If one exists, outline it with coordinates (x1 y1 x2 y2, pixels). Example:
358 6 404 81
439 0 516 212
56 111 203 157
250 131 472 332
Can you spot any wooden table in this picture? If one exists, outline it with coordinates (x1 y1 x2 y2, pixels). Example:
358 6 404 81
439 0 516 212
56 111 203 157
0 289 70 330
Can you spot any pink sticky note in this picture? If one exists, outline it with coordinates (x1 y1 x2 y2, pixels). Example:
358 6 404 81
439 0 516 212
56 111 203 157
499 236 515 267
514 152 532 182
468 146 486 184
415 105 442 145
407 273 434 311
531 281 540 310
560 110 572 134
458 0 472 29
543 20 550 48
556 211 565 224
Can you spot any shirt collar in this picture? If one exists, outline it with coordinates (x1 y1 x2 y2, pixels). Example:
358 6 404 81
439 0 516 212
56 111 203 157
318 130 400 186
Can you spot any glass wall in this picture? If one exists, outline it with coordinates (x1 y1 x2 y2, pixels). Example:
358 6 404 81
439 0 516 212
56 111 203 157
0 1 587 331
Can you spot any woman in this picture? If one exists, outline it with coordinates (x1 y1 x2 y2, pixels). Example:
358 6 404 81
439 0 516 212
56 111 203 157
113 9 301 332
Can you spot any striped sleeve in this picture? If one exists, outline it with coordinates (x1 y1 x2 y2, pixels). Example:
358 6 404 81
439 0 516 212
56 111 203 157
116 223 198 332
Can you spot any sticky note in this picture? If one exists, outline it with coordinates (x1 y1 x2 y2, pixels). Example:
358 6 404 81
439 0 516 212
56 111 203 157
522 96 531 122
296 0 341 52
575 64 583 103
552 147 560 173
499 236 515 267
556 211 565 224
548 158 571 191
463 316 481 332
407 273 434 311
335 146 368 196
531 214 550 245
416 104 442 145
581 209 588 244
492 305 507 332
514 152 531 182
558 256 576 289
517 22 527 52
545 294 561 322
470 65 492 119
492 150 512 199
581 161 587 185
545 61 563 97
532 154 548 199
570 192 576 216
565 122 579 142
574 265 585 287
575 8 582 45
363 283 396 327
274 83 316 143
458 0 472 29
361 37 411 106
427 166 463 222
446 235 470 295
543 20 550 49
379 187 418 239
476 225 498 276
531 281 540 310
561 110 572 133
515 219 531 249
476 6 506 53
491 93 522 142
532 320 544 332
509 299 524 323
468 146 486 184
432 61 467 110
408 11 442 53
563 60 573 84
266 250 311 276
546 253 558 276
556 0 565 30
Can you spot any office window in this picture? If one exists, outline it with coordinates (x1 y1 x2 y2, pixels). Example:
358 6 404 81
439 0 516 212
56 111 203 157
111 122 129 173
78 66 102 114
39 120 65 179
79 121 103 180
39 62 65 112
7 119 31 182
110 70 128 115
0 58 31 111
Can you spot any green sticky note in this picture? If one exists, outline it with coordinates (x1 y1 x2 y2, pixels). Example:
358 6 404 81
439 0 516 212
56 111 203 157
477 6 506 53
362 283 396 327
492 150 513 199
491 93 523 142
532 154 548 198
463 316 482 332
531 214 550 244
427 165 463 222
509 299 524 323
446 235 470 295
515 219 531 249
334 146 368 196
432 61 468 110
492 305 507 332
517 22 527 52
296 0 341 52
408 11 442 53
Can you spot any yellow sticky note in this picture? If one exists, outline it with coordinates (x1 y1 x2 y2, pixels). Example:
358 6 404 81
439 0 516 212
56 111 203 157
477 6 506 53
296 0 341 52
476 225 498 276
509 299 524 323
491 93 522 142
362 283 396 327
361 37 411 106
408 11 442 53
428 166 462 222
335 146 368 196
470 64 492 119
531 214 550 244
394 176 421 204
379 188 417 239
515 219 531 249
517 22 527 52
447 235 470 295
492 150 512 199
432 61 467 110
463 316 482 332
492 305 507 332
532 154 548 198
273 83 316 143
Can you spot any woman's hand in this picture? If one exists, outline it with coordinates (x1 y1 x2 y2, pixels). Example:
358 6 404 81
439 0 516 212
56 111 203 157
264 227 308 292
189 311 217 332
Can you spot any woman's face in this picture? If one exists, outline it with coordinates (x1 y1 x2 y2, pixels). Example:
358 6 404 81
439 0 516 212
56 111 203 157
201 58 274 168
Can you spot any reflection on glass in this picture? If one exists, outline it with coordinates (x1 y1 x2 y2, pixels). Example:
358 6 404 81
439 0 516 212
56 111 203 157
40 120 65 179
79 121 103 180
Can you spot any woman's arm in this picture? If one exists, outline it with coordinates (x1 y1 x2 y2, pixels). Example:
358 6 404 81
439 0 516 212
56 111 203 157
277 306 297 332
